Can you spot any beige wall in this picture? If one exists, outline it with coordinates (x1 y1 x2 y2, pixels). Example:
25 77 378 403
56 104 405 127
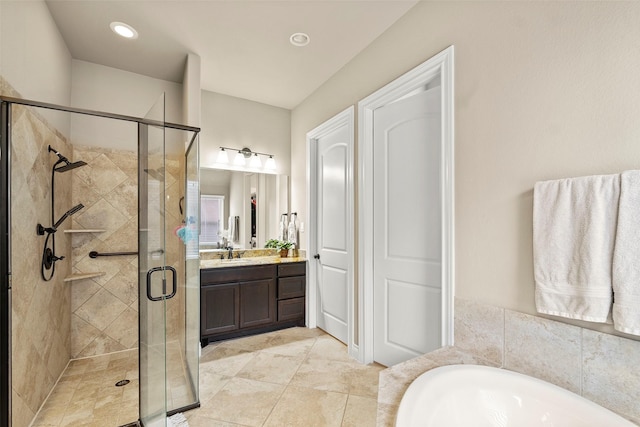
0 0 72 135
200 90 291 176
291 2 640 339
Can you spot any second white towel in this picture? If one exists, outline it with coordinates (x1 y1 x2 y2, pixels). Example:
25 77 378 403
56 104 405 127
533 174 620 322
612 170 640 335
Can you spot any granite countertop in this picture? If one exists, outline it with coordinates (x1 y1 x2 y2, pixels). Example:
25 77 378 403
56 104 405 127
200 254 307 269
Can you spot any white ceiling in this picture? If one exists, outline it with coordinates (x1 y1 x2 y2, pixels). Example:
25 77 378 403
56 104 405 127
45 0 419 110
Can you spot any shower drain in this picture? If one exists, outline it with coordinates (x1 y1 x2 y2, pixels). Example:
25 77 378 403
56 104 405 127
115 379 130 387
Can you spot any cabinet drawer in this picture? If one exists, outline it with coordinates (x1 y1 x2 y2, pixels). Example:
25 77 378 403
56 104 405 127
278 276 305 299
277 262 306 278
278 297 305 322
201 264 277 285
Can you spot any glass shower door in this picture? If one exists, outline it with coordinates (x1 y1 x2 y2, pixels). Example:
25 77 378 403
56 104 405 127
139 93 169 427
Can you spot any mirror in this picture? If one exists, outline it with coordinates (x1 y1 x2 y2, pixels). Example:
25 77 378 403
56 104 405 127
200 168 289 250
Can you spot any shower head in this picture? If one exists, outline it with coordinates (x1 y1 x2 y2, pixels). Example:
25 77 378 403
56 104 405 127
144 167 165 181
54 160 87 173
52 203 84 230
48 145 87 173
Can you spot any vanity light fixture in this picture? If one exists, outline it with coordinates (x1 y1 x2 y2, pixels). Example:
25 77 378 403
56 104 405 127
216 146 276 171
110 21 138 39
289 32 310 47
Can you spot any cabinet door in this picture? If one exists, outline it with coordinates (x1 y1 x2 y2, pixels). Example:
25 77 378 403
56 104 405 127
240 279 276 328
201 284 240 336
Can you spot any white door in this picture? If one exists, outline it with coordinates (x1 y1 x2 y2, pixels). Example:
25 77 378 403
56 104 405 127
314 121 350 343
373 85 442 366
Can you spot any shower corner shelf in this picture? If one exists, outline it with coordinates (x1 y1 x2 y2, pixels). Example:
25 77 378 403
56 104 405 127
63 229 106 234
63 272 106 282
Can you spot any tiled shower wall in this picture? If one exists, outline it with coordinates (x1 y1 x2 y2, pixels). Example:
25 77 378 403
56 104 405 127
455 297 640 424
69 145 139 358
4 78 74 427
69 145 186 359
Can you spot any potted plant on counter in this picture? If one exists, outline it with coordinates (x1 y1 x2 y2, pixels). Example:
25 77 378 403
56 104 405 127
265 239 294 257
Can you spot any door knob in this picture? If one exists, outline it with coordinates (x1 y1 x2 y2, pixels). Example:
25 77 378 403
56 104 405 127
313 254 320 259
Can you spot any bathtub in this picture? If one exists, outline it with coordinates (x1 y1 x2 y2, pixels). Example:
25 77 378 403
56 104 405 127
396 364 636 427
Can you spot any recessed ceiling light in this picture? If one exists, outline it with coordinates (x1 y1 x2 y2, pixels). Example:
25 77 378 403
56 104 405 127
110 21 138 39
289 32 310 47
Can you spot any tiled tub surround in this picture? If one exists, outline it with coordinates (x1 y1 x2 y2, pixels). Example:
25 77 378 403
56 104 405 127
9 99 74 426
377 298 640 426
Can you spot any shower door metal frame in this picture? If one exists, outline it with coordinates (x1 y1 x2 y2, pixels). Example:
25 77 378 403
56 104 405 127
0 99 13 427
0 95 200 427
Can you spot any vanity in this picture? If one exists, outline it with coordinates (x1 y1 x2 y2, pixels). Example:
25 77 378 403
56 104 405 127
199 167 304 346
200 255 306 346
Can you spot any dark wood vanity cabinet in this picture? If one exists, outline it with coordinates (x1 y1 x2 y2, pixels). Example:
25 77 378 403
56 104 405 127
277 262 306 322
201 261 306 346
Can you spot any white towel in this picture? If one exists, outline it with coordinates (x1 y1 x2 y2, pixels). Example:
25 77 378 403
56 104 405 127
228 215 240 244
612 170 640 335
533 174 619 322
167 413 189 426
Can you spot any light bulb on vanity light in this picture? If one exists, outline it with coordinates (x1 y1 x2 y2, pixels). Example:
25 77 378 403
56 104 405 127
265 155 276 171
250 153 262 168
216 147 229 164
234 150 246 166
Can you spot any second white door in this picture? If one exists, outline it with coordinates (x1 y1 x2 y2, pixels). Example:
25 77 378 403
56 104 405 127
373 85 442 366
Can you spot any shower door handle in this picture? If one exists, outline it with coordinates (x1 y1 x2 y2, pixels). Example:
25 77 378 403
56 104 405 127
146 266 177 302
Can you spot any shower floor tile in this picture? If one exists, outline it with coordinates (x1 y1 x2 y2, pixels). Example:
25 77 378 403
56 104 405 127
30 328 383 427
31 349 139 427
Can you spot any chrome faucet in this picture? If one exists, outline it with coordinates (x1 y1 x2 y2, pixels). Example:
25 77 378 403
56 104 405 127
227 246 234 259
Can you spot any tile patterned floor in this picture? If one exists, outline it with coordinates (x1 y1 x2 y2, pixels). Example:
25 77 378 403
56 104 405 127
30 328 383 427
31 349 139 426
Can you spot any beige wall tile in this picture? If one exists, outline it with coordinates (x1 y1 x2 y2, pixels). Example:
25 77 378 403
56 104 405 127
454 297 504 365
504 310 582 393
103 307 138 348
75 288 127 331
11 389 35 427
11 105 73 422
74 153 128 197
582 329 640 422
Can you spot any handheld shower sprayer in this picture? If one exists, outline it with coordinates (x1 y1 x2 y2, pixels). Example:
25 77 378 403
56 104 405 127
37 203 85 235
38 146 89 281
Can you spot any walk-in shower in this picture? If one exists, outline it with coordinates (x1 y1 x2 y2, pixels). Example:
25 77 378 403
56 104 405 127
37 145 87 281
0 95 201 427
